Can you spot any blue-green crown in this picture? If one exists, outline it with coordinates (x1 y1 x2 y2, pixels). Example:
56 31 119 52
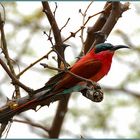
94 43 113 54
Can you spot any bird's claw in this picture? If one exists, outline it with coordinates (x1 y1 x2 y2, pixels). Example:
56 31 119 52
81 86 103 102
86 80 101 90
81 81 103 102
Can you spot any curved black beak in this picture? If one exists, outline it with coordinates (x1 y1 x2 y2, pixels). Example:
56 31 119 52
112 45 129 51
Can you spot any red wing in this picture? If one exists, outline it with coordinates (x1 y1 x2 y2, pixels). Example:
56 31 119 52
54 60 102 90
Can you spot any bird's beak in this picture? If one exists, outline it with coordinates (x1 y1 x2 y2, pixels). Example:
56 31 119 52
112 45 129 51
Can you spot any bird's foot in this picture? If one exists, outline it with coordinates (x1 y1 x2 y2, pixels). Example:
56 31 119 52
81 80 103 102
86 79 101 90
81 86 103 102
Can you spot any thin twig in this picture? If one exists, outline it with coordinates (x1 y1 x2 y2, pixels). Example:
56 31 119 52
0 122 8 138
44 2 58 46
80 1 93 51
52 47 69 68
4 122 11 139
42 1 64 68
84 10 105 27
0 58 34 94
17 50 53 78
40 63 64 72
44 31 54 46
87 2 129 53
83 2 112 54
0 14 20 98
41 64 98 88
60 18 70 32
0 3 6 22
103 86 140 99
53 2 58 18
63 9 105 43
67 70 97 87
13 119 50 133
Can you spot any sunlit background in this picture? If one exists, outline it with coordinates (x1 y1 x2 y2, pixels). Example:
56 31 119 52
0 1 140 138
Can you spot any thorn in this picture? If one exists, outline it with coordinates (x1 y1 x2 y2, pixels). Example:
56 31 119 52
32 106 37 111
61 44 70 52
40 63 48 68
79 9 82 13
35 105 42 112
52 56 57 62
6 97 10 102
62 43 70 49
80 26 85 30
70 32 76 37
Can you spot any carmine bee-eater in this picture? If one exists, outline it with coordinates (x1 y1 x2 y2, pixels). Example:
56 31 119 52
43 43 129 96
0 43 129 122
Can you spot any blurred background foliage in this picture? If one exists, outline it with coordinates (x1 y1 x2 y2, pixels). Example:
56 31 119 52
0 1 140 138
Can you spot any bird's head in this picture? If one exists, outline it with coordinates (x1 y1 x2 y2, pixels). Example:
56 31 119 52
94 43 129 54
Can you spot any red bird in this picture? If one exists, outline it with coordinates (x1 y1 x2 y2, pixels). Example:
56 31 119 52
44 43 129 95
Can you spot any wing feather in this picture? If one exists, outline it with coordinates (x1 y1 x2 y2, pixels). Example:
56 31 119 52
54 60 102 90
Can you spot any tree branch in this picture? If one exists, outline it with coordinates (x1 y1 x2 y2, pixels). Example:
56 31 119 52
84 2 129 54
0 14 20 98
0 82 97 124
49 94 70 138
42 2 70 138
13 118 50 133
83 2 112 54
0 58 34 94
42 1 64 68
